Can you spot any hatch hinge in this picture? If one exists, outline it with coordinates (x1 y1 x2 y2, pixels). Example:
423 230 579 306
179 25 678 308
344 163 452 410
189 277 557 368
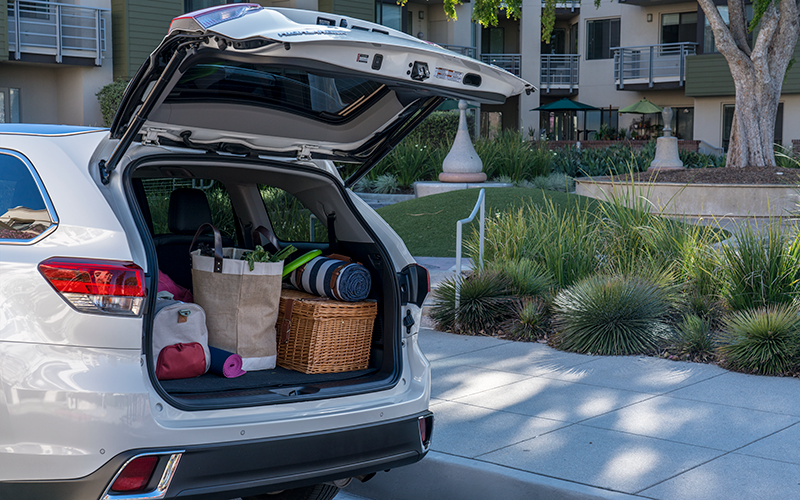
142 128 167 146
296 144 317 162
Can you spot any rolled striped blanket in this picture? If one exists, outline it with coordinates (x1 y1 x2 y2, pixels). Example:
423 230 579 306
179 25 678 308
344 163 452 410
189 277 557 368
289 256 371 302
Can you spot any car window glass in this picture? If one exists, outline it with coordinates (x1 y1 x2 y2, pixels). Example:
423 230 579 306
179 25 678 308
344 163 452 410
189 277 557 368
0 152 55 242
141 178 236 241
259 186 327 243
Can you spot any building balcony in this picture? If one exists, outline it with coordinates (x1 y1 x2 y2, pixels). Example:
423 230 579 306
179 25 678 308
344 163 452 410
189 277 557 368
612 42 697 90
8 0 108 66
480 53 521 77
541 0 580 12
440 44 478 59
541 54 579 94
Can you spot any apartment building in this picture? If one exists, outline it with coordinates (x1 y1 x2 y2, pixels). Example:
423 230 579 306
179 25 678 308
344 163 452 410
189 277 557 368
0 0 112 125
451 0 800 152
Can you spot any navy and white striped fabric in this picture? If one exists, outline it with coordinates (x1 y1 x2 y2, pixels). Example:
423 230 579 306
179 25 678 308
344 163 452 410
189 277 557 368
289 256 371 302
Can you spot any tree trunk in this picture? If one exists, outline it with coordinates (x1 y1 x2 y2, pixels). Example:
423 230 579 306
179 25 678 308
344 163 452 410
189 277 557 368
696 0 799 167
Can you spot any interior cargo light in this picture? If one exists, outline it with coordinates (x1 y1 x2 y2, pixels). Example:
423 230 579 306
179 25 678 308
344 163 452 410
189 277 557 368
38 257 145 316
170 3 261 32
110 455 159 492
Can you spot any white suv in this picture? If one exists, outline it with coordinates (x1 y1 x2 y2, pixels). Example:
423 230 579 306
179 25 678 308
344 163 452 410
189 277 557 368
0 5 532 500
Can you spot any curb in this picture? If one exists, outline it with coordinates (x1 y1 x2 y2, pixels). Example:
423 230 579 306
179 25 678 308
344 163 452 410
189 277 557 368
347 451 644 500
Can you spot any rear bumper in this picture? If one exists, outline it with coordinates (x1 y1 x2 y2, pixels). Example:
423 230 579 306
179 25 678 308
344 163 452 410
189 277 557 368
0 411 432 500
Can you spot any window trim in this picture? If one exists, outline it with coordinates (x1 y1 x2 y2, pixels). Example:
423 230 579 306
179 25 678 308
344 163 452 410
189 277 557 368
0 149 59 245
586 17 621 61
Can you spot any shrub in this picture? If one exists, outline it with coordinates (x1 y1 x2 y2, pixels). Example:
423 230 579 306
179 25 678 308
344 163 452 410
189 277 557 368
372 174 399 194
413 110 474 146
718 304 800 375
672 314 716 362
552 274 675 356
509 297 550 340
718 220 800 311
96 78 129 127
531 172 575 192
476 131 553 182
487 258 554 297
430 270 514 334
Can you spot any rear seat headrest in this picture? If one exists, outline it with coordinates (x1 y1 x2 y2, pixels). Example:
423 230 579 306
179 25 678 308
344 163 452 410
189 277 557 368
167 188 212 235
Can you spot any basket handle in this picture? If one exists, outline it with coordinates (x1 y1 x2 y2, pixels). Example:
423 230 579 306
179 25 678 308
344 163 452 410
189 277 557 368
252 225 281 253
190 223 223 273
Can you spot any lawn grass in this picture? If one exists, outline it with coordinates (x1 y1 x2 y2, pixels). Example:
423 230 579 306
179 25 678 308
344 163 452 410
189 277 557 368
375 187 601 257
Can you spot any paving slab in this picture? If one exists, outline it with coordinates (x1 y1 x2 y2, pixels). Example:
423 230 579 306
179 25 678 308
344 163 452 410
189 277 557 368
582 396 800 451
418 328 511 361
667 371 800 416
639 453 800 500
455 377 654 424
735 421 800 464
430 362 533 400
430 400 569 457
429 339 599 376
535 354 727 394
481 424 723 494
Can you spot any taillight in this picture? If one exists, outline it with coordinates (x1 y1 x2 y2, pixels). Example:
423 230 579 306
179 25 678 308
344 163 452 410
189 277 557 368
38 257 145 316
111 455 159 492
419 414 433 449
170 3 261 32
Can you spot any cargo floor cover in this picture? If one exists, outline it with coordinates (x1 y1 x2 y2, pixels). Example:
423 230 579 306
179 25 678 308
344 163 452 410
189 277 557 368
160 366 376 394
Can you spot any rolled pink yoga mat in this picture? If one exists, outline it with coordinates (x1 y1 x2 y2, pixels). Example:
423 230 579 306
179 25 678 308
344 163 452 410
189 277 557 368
209 346 246 378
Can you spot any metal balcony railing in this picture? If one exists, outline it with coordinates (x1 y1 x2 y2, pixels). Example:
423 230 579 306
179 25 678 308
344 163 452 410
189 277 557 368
8 0 108 66
541 54 579 92
441 44 477 59
480 53 521 77
612 42 697 89
541 0 580 11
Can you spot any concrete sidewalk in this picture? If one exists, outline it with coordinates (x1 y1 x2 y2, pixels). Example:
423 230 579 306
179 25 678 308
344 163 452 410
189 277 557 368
349 328 800 500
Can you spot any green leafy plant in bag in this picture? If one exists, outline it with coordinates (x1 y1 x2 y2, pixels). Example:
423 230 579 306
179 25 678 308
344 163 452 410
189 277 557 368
242 245 297 271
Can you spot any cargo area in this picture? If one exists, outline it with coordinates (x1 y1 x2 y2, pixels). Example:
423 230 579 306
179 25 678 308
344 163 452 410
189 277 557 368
128 157 400 408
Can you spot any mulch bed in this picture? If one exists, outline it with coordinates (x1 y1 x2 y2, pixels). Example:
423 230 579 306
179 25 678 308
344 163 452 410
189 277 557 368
608 166 800 186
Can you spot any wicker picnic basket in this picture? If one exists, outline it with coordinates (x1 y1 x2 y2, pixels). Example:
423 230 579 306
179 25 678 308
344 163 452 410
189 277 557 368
275 288 376 374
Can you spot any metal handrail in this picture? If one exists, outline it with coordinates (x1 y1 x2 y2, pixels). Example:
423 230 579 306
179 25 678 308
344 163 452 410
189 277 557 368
441 44 477 59
541 0 580 10
541 54 580 92
612 42 697 89
480 53 522 77
8 0 107 65
454 189 485 318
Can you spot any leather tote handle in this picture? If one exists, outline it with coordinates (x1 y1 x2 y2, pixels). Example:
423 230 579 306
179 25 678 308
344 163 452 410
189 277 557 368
190 223 223 273
252 225 281 253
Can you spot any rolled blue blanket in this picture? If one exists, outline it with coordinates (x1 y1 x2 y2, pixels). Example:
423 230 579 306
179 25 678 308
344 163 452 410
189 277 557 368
289 256 371 302
208 346 246 378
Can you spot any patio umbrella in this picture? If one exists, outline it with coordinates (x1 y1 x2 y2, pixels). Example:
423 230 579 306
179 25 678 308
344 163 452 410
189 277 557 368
532 99 599 140
532 98 599 112
619 99 662 114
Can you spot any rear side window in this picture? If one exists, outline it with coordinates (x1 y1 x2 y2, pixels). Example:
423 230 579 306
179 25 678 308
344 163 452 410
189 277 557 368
141 178 236 240
260 186 327 243
0 151 56 243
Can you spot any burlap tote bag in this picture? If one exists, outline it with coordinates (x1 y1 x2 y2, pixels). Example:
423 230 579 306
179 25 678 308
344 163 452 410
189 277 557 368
190 224 282 371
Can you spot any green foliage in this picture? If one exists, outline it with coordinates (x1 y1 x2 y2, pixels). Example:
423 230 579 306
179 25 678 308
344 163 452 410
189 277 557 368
718 220 800 311
260 186 327 242
774 143 800 169
486 258 555 297
552 274 675 356
95 78 129 127
672 314 716 361
719 304 800 375
509 297 550 340
473 200 600 288
475 131 553 182
430 270 515 334
242 244 297 271
372 174 399 194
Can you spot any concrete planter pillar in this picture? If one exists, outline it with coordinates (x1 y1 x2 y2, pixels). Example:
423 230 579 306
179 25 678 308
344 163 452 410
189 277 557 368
439 100 486 183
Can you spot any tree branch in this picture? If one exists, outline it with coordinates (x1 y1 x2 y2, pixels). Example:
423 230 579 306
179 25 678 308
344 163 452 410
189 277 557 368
728 0 752 56
768 0 800 83
697 0 750 68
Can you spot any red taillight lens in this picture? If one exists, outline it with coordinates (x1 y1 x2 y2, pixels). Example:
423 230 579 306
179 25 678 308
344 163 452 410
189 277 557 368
111 455 159 492
419 415 433 448
39 258 145 316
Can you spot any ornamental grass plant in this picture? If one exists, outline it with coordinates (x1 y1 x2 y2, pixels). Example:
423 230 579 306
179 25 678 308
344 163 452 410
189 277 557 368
671 314 716 362
430 270 515 335
552 274 676 356
718 219 800 311
718 304 800 375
